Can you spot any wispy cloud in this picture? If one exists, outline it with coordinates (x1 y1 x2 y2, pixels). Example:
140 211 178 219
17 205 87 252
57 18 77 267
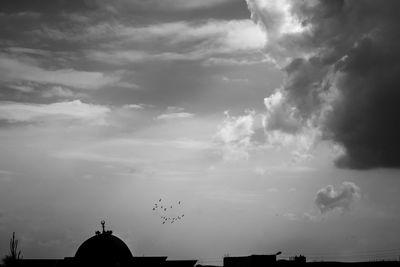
142 0 233 10
203 55 270 66
123 104 146 110
0 54 120 89
39 19 266 64
8 84 35 93
37 19 265 47
0 100 110 125
0 11 41 20
41 86 87 99
156 107 195 120
94 0 233 12
156 112 195 120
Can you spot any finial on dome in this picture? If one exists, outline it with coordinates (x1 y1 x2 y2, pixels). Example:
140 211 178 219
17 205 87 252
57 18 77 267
98 220 112 235
101 220 106 234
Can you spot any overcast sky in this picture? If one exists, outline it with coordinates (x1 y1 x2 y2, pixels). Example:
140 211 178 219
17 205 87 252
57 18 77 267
1 0 400 264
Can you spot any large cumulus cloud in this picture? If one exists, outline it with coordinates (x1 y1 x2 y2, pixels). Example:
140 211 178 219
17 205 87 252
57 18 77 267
247 0 400 169
214 111 257 161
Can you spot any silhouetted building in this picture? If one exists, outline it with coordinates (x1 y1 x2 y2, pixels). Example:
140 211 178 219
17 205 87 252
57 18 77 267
74 225 133 266
14 259 63 267
15 222 399 267
278 255 307 266
224 254 277 267
15 221 197 267
294 255 306 264
134 256 167 267
164 260 198 267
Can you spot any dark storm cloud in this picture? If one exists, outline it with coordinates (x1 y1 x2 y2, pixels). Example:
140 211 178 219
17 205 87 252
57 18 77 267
329 37 400 169
249 0 400 169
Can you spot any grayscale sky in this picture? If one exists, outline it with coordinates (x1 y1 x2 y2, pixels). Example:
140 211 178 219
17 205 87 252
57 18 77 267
1 0 400 264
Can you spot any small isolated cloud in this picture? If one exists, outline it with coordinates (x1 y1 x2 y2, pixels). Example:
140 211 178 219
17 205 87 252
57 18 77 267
157 113 194 120
221 76 249 83
0 100 110 125
315 182 361 214
156 106 194 120
123 104 145 110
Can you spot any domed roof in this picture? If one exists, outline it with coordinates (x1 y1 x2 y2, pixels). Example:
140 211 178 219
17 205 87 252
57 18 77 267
75 221 133 266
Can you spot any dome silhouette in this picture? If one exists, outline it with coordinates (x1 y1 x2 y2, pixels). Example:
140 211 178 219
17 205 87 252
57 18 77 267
75 221 133 266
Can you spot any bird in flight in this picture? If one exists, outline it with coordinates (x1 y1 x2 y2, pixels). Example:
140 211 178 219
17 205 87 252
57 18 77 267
152 198 185 224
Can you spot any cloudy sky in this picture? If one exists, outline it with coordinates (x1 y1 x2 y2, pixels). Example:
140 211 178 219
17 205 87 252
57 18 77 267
1 0 400 264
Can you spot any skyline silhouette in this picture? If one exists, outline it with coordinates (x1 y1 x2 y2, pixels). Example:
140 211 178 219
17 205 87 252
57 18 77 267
2 224 400 266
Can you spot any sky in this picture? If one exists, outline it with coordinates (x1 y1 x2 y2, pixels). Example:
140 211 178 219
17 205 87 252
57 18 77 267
1 0 400 264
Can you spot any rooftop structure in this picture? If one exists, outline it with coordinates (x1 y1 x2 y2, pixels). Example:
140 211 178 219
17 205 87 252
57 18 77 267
75 221 134 266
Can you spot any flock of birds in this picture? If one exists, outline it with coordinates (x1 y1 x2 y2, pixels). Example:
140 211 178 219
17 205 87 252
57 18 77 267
152 198 185 224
